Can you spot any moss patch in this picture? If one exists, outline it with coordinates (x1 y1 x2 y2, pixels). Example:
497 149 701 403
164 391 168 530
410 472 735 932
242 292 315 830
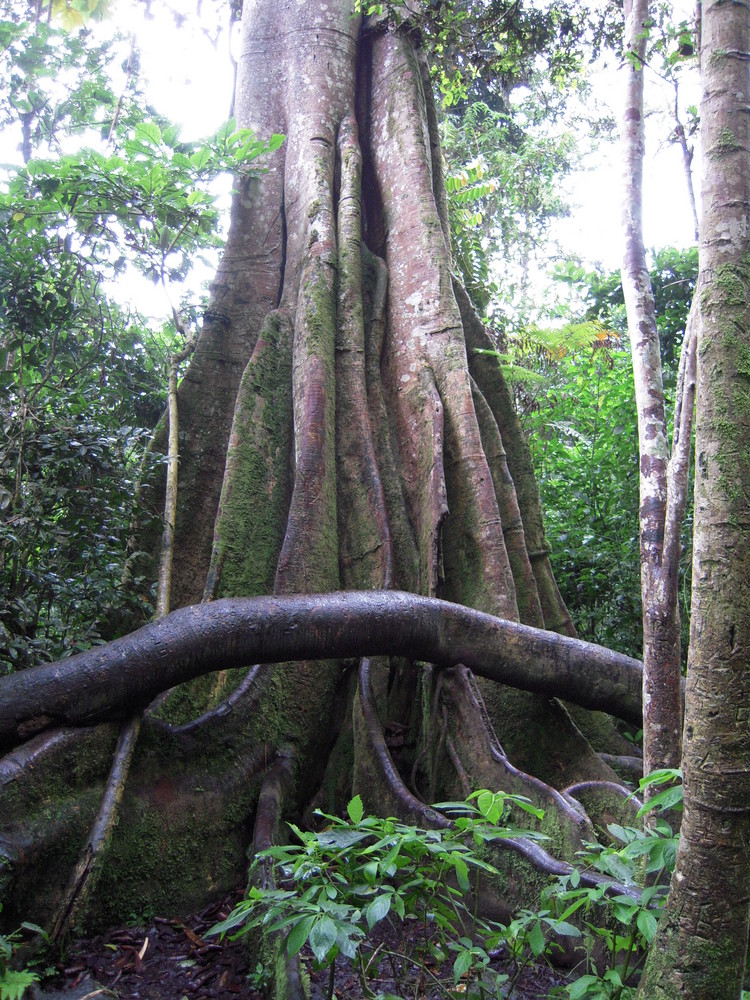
216 312 294 599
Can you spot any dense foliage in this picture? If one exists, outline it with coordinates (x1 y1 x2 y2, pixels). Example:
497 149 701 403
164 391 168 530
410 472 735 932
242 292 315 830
0 8 280 670
519 250 697 658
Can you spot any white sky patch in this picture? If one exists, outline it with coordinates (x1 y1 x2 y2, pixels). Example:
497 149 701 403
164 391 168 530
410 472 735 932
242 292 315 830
104 2 237 319
2 2 700 319
112 1 235 140
553 60 700 272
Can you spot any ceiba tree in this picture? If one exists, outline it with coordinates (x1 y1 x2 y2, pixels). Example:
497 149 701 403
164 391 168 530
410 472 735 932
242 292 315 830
1 0 646 977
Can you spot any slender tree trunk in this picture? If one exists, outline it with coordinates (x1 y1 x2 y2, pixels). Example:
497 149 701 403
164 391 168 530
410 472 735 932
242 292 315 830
638 1 750 994
621 0 684 786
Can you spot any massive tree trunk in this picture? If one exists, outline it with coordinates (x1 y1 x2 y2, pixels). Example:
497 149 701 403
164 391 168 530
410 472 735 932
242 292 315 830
637 1 750 995
0 0 637 952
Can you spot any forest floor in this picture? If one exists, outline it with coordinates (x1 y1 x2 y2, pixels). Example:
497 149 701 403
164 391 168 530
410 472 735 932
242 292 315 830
42 889 575 1000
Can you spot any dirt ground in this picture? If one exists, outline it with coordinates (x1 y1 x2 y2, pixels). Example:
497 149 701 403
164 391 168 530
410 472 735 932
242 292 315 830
37 890 574 1000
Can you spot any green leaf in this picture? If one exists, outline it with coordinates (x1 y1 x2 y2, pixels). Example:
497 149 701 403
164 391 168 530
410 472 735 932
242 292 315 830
285 915 315 957
637 784 683 816
567 974 599 999
317 828 369 850
134 121 162 146
551 920 581 938
453 856 470 892
0 969 39 1000
364 894 391 929
527 919 546 957
347 795 364 825
636 908 658 943
308 916 338 964
189 146 212 170
453 949 473 981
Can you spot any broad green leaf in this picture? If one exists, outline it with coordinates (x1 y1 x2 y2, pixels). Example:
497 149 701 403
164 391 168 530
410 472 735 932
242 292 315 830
527 920 546 957
453 949 473 981
285 915 315 957
636 908 658 943
134 121 162 146
347 794 364 825
551 920 581 938
567 975 599 999
637 784 683 816
364 893 391 929
190 146 212 170
308 915 338 963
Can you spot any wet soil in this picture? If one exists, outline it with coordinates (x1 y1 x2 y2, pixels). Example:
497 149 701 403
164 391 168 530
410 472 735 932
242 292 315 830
41 891 573 1000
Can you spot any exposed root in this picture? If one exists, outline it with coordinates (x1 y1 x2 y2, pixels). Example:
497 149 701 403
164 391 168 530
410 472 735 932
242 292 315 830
563 780 643 834
147 666 263 739
0 591 645 751
355 657 446 826
443 727 472 799
250 751 306 1000
0 592 645 752
439 668 595 857
48 716 141 946
500 837 640 901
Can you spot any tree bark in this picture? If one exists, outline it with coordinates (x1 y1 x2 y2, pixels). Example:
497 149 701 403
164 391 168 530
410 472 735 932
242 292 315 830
0 592 644 752
637 1 750 994
621 0 685 786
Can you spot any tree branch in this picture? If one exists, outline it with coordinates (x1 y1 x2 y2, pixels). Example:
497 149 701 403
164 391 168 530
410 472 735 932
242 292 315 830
0 591 645 750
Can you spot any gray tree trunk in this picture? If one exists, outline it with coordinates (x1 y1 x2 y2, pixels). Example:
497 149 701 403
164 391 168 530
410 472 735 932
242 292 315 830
637 1 750 993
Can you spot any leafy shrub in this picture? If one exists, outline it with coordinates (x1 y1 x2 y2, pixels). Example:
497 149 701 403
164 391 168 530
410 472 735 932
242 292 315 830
210 777 687 1000
0 903 47 1000
545 768 683 999
210 790 554 1000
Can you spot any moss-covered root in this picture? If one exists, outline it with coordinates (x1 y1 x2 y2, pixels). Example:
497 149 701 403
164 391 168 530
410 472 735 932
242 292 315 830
336 115 395 592
206 310 294 602
49 715 142 945
250 752 308 1000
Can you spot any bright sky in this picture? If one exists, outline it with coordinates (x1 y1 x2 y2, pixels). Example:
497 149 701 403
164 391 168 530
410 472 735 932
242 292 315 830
553 58 700 272
2 2 700 316
125 0 700 280
116 1 236 141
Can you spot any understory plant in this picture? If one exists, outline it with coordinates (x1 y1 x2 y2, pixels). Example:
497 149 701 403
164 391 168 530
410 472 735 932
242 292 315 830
546 769 682 1000
0 903 48 1000
210 790 553 1000
210 776 687 1000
